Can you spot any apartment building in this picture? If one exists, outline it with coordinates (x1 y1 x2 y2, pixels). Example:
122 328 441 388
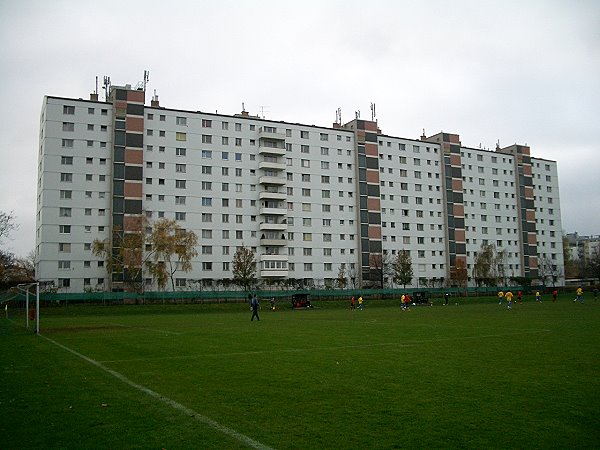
35 84 564 292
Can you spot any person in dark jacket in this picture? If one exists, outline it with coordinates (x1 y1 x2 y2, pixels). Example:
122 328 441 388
251 294 260 321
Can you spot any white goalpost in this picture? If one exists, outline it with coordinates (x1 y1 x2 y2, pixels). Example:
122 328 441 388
16 282 40 335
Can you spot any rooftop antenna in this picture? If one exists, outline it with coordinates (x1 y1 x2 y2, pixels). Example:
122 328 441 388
259 105 269 119
242 102 246 112
95 76 98 95
370 102 376 121
102 76 111 101
337 107 342 125
355 110 360 119
136 70 149 90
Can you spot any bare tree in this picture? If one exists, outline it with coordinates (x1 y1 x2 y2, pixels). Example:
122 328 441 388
146 219 199 291
232 246 257 292
393 250 413 289
369 252 394 288
473 244 498 287
450 258 468 293
93 225 147 292
0 210 18 244
588 246 600 282
347 262 359 289
336 264 348 289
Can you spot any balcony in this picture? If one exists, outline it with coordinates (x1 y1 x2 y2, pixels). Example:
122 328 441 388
259 190 287 201
258 145 286 156
260 221 287 231
260 253 287 262
259 206 287 216
260 238 287 246
259 175 286 185
259 127 286 141
260 269 288 278
259 160 286 171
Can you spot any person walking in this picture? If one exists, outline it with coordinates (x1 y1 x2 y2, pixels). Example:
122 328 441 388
251 294 260 321
358 295 364 311
517 291 522 304
498 291 504 305
444 292 449 306
350 296 356 311
552 289 558 302
535 291 542 303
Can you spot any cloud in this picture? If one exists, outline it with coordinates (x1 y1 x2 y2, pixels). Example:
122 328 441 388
0 0 599 257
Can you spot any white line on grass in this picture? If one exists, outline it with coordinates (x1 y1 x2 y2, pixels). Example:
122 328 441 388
39 334 275 450
108 323 184 335
99 328 551 364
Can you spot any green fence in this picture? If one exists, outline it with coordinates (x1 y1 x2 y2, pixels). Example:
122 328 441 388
0 285 534 306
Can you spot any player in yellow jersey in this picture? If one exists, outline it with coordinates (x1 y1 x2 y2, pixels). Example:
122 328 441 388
505 290 513 309
575 287 584 304
498 291 504 305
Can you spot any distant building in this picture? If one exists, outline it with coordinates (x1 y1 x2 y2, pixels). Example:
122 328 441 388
35 82 564 292
565 232 600 261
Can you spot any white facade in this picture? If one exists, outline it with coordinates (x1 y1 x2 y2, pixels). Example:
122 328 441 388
36 88 564 292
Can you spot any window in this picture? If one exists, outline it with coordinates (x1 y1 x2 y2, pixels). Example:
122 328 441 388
62 139 74 148
176 116 188 126
176 180 186 189
61 156 73 165
176 164 186 173
176 132 187 141
60 173 72 182
175 212 186 221
59 225 71 234
63 105 75 115
59 207 71 217
202 134 212 144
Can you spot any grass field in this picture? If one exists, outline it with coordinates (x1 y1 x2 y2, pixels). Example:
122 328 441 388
1 295 599 449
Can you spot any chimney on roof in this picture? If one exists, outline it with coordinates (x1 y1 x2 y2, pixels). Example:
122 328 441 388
151 90 160 107
90 93 99 101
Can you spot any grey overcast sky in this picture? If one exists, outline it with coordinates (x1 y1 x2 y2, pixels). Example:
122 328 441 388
0 0 599 257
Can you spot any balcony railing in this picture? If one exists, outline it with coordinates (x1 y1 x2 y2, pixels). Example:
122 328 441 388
259 175 286 185
258 127 286 141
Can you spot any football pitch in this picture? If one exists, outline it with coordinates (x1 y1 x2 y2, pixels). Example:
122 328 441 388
1 297 599 449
